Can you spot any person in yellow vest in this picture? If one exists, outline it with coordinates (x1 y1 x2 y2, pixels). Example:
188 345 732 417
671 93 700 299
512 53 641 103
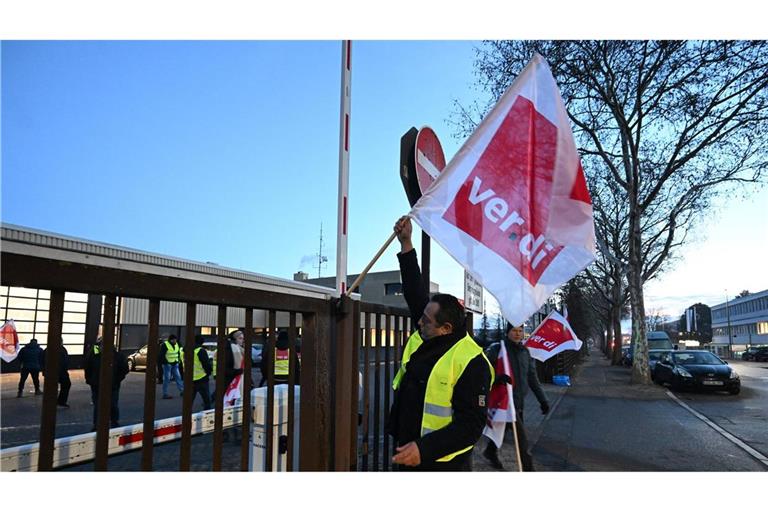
159 334 184 399
180 335 213 410
388 216 493 471
260 330 301 385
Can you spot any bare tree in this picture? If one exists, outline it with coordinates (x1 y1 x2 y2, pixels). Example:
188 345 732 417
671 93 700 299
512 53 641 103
456 40 768 384
645 308 667 331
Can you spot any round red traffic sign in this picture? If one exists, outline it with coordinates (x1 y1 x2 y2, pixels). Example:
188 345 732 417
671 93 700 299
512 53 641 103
414 126 446 194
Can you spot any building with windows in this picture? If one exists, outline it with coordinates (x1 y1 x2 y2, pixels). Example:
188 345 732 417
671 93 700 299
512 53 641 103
1 223 338 371
709 289 768 357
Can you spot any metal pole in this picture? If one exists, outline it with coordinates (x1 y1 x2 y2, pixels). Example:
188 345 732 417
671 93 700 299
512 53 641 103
336 39 352 296
421 231 431 294
725 290 733 359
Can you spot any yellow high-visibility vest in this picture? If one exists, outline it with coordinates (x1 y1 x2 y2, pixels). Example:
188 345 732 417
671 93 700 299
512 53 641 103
164 340 180 364
393 331 493 462
274 349 290 377
179 347 206 381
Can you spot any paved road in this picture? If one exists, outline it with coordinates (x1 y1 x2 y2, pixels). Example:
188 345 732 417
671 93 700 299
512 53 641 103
668 359 768 457
532 351 768 471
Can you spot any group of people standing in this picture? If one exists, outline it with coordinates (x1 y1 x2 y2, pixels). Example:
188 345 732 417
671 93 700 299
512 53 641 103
16 338 72 407
15 329 301 435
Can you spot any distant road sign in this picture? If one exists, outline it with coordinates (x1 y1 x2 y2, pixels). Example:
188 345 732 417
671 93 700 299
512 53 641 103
414 126 446 194
464 270 484 314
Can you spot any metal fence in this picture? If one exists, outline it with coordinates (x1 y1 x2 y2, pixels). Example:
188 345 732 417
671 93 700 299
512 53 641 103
2 224 490 472
1 224 368 471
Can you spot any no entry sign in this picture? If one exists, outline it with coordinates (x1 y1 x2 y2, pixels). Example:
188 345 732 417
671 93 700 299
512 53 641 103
414 126 446 194
400 126 447 207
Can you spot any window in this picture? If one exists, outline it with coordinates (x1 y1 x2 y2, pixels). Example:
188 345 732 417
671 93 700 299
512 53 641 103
758 322 768 335
384 283 403 296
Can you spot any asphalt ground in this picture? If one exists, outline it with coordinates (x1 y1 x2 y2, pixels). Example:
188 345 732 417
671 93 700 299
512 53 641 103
529 350 768 471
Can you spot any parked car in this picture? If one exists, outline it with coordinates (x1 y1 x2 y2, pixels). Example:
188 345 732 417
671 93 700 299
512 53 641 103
647 331 674 350
741 346 768 361
621 346 632 367
648 349 671 377
653 350 740 394
127 344 148 371
753 347 768 362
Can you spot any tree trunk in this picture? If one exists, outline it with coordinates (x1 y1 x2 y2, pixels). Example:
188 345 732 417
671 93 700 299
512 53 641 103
629 211 651 384
598 325 606 354
610 277 624 365
612 307 623 366
605 318 613 359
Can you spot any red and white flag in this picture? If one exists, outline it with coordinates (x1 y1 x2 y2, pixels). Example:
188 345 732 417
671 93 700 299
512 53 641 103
409 54 595 325
525 310 583 362
483 341 516 448
223 346 245 406
0 320 20 363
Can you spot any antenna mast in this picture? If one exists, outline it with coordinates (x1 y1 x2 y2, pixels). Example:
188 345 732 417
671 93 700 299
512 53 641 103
316 223 328 278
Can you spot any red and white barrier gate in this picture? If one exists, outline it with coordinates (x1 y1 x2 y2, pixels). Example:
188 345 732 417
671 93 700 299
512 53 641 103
1 405 244 472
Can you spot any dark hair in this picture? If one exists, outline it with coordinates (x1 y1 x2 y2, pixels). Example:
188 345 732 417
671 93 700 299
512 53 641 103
227 330 243 341
168 334 177 341
430 293 465 334
194 334 205 346
506 322 524 332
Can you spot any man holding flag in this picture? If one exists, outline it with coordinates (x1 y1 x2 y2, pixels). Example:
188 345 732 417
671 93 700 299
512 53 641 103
483 323 549 471
388 216 493 471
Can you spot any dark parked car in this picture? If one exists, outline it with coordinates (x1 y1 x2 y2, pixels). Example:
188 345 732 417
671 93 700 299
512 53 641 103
127 344 149 371
654 350 740 394
648 349 671 377
754 347 768 362
741 346 768 361
621 346 632 366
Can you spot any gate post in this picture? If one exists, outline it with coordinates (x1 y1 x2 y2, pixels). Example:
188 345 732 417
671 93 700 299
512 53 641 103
299 307 333 470
331 294 357 470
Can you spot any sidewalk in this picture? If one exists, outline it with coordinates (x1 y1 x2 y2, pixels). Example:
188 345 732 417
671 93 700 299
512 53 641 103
472 357 572 471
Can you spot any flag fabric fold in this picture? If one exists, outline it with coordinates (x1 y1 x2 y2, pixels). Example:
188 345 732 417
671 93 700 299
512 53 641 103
525 310 583 362
0 320 19 363
483 341 516 448
409 53 596 325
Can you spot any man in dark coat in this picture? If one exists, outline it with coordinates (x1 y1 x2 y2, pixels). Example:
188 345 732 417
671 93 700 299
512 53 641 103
41 342 72 407
84 338 130 429
482 322 550 470
387 216 492 471
17 338 44 397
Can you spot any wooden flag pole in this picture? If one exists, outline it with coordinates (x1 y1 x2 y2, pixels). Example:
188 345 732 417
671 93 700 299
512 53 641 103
510 420 524 472
346 231 397 297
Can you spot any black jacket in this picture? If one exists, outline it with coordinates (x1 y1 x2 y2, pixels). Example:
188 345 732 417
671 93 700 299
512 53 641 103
387 249 491 470
84 348 129 389
485 340 548 412
41 346 70 381
18 343 43 370
195 345 213 380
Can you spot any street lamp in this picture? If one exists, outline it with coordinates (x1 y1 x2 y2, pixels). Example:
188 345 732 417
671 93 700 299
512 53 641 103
725 290 733 359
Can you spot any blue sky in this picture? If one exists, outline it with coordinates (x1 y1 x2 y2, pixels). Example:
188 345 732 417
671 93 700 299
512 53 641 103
1 40 483 295
2 40 767 321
